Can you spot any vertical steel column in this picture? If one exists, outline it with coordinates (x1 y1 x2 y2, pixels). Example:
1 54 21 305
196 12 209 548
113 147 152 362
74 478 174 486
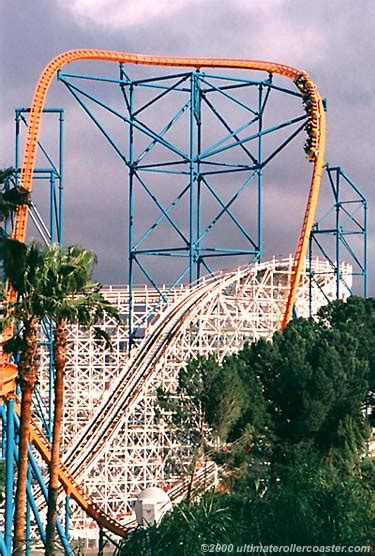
5 399 15 552
257 84 263 261
65 495 70 545
194 72 202 280
48 170 57 439
48 322 54 441
335 169 341 299
50 172 56 243
58 110 64 244
189 73 196 284
15 111 21 183
128 80 135 346
25 467 32 556
308 233 313 317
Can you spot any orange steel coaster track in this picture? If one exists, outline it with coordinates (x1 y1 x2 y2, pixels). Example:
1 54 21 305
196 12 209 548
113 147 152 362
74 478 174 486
0 51 326 536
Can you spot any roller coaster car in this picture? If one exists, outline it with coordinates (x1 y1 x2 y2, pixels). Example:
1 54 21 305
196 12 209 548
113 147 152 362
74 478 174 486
306 150 318 162
294 74 307 87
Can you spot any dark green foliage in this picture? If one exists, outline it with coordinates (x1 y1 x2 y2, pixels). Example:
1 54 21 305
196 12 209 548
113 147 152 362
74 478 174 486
131 297 375 552
0 185 30 223
242 462 375 545
157 355 248 447
0 243 121 352
0 237 27 289
116 494 236 556
0 167 30 283
230 303 373 477
117 463 374 553
318 296 375 427
225 349 269 441
0 167 27 224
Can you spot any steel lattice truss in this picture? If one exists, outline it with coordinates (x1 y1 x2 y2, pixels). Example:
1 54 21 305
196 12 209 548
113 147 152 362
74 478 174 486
57 65 311 343
31 257 353 540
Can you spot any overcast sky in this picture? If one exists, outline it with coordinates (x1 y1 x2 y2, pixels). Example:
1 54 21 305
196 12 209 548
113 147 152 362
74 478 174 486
1 0 374 293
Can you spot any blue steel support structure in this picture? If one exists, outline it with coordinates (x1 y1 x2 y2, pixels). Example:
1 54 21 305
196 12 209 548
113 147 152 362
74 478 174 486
2 64 368 552
58 66 308 343
0 109 71 555
308 165 368 314
2 66 309 550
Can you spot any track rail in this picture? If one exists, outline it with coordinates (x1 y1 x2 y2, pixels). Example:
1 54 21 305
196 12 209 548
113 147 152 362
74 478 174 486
33 267 247 527
64 268 247 476
24 413 128 537
1 51 326 536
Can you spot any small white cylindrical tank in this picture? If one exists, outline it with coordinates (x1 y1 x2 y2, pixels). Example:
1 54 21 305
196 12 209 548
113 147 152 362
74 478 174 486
135 487 173 527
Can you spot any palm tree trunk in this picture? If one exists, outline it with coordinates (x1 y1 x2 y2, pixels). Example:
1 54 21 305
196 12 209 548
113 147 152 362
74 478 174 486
45 319 67 555
13 318 39 555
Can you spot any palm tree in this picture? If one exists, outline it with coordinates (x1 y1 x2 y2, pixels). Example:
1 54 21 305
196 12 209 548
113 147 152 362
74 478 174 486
1 241 121 554
40 245 121 555
0 167 30 283
1 243 50 554
0 170 33 555
0 167 30 223
1 173 120 552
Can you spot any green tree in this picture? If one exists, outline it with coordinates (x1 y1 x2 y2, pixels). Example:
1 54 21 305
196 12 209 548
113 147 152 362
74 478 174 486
41 245 121 555
116 493 236 556
157 355 246 504
0 242 120 554
0 170 31 555
242 460 374 545
234 309 372 478
318 296 375 428
120 297 375 552
1 243 46 554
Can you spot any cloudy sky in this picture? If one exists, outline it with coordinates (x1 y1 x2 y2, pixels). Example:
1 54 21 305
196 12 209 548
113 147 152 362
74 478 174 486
0 0 374 293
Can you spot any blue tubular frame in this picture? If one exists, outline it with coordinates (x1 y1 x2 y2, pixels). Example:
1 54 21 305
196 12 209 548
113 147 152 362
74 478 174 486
308 165 368 314
15 108 64 245
2 63 369 553
0 404 73 554
58 65 308 342
15 107 65 440
0 108 69 554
